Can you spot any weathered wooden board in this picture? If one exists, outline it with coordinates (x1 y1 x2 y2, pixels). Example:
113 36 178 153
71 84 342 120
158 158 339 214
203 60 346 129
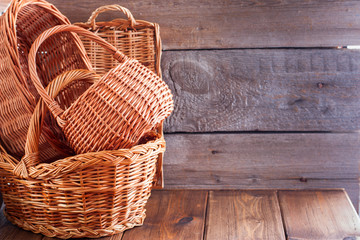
48 0 360 49
163 133 360 209
279 190 360 240
205 190 285 240
122 190 208 240
162 49 360 132
1 190 360 240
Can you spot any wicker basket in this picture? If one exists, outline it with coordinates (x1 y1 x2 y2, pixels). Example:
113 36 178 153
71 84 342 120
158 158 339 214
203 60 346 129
28 25 173 156
0 69 165 239
75 4 165 188
0 0 93 161
75 4 162 76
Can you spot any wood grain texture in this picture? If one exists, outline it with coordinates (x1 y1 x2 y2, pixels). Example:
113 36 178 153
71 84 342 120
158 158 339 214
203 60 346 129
163 133 360 209
122 190 207 240
49 0 360 49
162 49 360 132
205 190 285 240
279 190 360 240
1 190 360 240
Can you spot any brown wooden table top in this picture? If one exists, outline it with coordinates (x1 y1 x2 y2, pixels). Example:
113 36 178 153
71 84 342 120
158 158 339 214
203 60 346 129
1 189 359 240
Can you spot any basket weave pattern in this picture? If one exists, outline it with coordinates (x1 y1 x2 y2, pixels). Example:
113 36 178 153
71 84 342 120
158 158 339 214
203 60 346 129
63 59 173 153
0 141 163 238
0 0 92 160
75 5 165 188
0 69 166 239
75 5 162 76
28 25 173 154
0 2 171 238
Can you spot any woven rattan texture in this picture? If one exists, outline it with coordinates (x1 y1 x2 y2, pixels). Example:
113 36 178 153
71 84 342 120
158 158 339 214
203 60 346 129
0 69 166 239
79 25 159 75
75 5 162 77
0 140 164 239
63 59 174 153
76 4 165 188
28 25 173 155
0 0 92 161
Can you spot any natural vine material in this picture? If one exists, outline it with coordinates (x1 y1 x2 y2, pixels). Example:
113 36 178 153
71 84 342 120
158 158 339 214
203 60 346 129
28 25 173 155
0 0 93 161
75 4 165 188
0 69 165 239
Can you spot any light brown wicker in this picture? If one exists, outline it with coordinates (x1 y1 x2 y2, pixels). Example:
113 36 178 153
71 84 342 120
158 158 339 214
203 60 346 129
29 25 173 155
75 4 162 76
75 4 165 188
0 0 92 161
0 69 165 239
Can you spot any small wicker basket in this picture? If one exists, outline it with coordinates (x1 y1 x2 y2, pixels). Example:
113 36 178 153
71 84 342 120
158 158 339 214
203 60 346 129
28 25 173 159
0 0 93 161
0 69 165 239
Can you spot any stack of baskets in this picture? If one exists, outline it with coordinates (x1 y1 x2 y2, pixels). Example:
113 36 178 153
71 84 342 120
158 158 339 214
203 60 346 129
0 1 173 239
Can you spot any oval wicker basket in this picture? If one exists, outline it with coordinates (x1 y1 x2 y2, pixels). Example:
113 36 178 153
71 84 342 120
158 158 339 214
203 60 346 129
0 69 165 239
0 0 92 161
28 25 173 155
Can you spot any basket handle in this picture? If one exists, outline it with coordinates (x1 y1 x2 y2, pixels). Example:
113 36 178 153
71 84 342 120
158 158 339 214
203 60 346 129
28 25 129 126
87 5 137 29
13 69 100 178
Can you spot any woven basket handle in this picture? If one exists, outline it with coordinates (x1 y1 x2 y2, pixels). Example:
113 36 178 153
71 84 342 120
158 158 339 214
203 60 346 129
28 25 128 125
13 69 100 178
87 5 137 29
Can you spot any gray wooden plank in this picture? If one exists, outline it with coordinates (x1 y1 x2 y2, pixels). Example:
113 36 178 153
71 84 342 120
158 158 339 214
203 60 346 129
163 133 360 210
49 0 360 49
205 190 285 240
162 49 360 132
122 190 207 240
279 190 360 240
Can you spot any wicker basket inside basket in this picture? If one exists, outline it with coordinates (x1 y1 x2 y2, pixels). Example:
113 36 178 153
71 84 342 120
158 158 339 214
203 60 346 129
28 25 173 159
0 69 166 239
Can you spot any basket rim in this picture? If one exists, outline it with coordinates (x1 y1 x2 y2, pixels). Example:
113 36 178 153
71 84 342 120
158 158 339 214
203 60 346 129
75 18 157 31
0 137 166 180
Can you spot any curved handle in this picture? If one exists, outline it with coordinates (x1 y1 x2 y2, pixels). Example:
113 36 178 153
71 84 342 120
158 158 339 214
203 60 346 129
153 23 162 77
87 5 136 29
28 25 128 125
13 69 100 178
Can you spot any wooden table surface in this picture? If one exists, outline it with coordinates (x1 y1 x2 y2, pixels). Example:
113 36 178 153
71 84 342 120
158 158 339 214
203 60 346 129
0 189 359 240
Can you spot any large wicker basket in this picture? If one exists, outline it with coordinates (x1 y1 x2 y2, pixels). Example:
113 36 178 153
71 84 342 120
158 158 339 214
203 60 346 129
0 69 165 239
75 5 165 187
0 0 93 161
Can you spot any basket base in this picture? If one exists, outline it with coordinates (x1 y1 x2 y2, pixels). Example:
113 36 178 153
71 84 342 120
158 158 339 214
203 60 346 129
4 209 145 239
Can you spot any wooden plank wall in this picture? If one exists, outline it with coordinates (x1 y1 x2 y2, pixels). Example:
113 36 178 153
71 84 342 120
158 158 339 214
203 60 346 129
49 0 360 209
